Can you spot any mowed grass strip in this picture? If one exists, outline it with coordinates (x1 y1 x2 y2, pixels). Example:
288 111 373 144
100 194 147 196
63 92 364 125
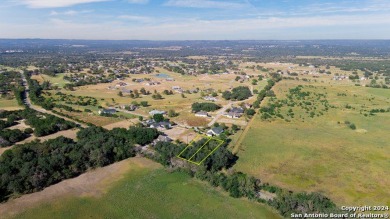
10 159 281 219
235 80 390 207
31 73 69 88
0 98 23 110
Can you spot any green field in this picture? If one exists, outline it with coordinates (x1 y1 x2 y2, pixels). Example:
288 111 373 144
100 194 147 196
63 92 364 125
11 160 280 219
0 98 23 110
32 73 68 88
235 80 390 207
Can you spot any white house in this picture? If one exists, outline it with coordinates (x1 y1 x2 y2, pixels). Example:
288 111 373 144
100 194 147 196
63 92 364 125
98 108 116 115
149 110 167 116
206 127 224 136
195 111 209 117
153 135 173 145
204 96 217 102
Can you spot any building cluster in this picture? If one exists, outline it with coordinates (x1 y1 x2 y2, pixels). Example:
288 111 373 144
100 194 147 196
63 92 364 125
224 107 244 119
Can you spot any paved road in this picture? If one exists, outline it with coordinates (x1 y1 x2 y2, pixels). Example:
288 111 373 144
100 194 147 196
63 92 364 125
19 71 88 128
207 95 256 127
207 103 232 127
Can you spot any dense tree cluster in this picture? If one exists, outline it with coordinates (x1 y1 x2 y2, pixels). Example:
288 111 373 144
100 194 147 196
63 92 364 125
0 117 16 130
0 71 23 95
12 86 25 106
0 129 28 147
154 138 236 171
0 111 28 146
191 102 221 112
25 113 76 137
178 138 235 171
0 109 76 138
0 126 159 202
222 86 252 101
269 192 342 217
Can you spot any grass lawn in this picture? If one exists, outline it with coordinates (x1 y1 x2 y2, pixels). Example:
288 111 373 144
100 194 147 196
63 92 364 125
55 109 123 127
0 98 23 110
31 73 69 88
11 160 281 219
234 79 390 207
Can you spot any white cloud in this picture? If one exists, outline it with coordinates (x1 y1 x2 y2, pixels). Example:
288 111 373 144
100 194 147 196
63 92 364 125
118 15 153 22
289 0 390 16
15 0 110 8
165 0 248 9
50 10 94 16
2 13 390 40
127 0 148 3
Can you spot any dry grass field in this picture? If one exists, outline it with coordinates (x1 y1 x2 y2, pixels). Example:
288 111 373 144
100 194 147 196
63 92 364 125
234 78 390 207
0 98 23 111
41 68 259 127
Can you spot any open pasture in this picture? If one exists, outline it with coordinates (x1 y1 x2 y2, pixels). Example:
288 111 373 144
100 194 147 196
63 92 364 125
0 98 23 111
234 79 390 206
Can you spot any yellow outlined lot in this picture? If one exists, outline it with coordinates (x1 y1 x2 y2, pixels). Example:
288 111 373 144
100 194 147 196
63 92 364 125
177 134 225 165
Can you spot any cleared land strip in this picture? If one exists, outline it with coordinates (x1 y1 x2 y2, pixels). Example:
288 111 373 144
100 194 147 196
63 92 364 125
232 113 256 154
232 81 278 154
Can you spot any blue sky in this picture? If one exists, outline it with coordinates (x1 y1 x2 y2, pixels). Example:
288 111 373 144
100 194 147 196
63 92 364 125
0 0 390 40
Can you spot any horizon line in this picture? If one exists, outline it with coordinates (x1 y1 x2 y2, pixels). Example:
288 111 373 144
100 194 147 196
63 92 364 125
1 38 390 41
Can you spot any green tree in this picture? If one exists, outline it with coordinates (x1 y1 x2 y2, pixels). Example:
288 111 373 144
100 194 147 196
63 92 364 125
153 114 164 123
168 109 178 117
140 101 148 107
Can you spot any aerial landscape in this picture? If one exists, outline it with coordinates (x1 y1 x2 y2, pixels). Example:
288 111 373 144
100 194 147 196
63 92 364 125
0 0 389 219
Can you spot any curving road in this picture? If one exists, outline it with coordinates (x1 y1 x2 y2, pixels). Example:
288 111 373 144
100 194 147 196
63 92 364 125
19 71 88 128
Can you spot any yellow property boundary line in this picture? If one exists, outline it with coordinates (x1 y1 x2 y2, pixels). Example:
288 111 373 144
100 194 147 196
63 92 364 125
176 134 224 165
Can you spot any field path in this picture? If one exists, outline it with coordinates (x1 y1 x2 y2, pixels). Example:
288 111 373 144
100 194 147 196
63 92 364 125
232 81 278 154
232 114 256 154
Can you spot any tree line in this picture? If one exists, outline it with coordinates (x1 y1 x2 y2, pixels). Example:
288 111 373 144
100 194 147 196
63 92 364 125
148 138 343 218
191 102 221 112
0 126 159 202
253 77 280 109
